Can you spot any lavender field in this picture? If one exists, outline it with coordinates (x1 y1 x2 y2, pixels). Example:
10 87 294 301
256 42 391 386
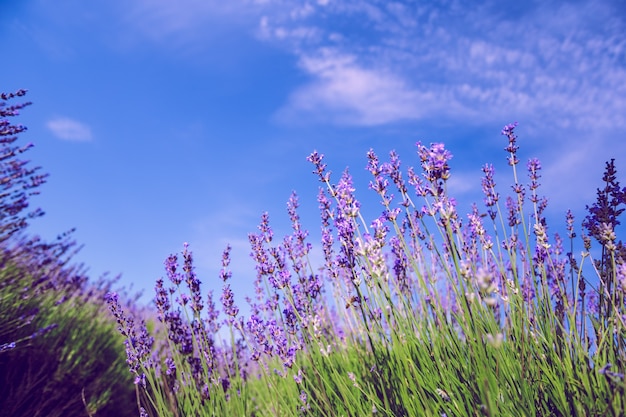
1 90 625 416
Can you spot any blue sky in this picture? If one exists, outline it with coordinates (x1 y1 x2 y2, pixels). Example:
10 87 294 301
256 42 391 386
1 0 625 306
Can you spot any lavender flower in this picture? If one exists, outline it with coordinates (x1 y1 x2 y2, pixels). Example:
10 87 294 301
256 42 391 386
204 289 220 333
221 284 239 319
505 196 520 227
164 254 182 286
154 278 171 323
266 319 297 369
407 165 429 198
0 342 16 353
307 150 331 183
417 142 453 184
467 204 493 251
599 363 625 380
616 263 626 295
502 122 519 167
583 159 626 243
246 314 271 361
385 150 409 199
299 390 311 413
390 236 410 295
527 158 542 193
285 192 312 282
334 170 360 275
28 323 58 339
258 212 274 243
106 292 154 387
219 245 232 282
598 222 617 252
366 149 392 206
481 164 498 220
182 243 203 315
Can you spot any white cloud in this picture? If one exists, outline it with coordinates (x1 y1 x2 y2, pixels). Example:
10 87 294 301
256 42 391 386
258 0 626 132
277 48 439 125
107 0 626 133
46 117 93 142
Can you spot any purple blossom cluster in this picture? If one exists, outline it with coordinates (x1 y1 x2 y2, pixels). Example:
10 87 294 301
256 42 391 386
106 292 154 387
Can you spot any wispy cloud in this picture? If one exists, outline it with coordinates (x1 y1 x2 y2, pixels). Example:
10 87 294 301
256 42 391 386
259 0 626 132
275 48 436 125
106 0 626 134
46 117 93 142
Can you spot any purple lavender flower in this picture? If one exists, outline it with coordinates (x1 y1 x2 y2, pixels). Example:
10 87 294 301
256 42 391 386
481 164 498 220
219 245 232 282
267 320 297 369
248 218 279 315
165 356 176 376
527 158 545 209
466 204 493 251
164 254 182 286
390 236 410 295
0 342 16 352
333 170 360 275
258 212 274 243
417 142 453 184
283 304 299 334
505 196 520 227
217 244 240 325
527 158 542 192
285 192 312 280
598 222 617 252
307 150 331 183
294 368 303 384
366 149 392 206
182 243 203 315
582 158 626 315
28 323 58 339
154 278 171 323
221 284 239 318
204 289 221 333
163 307 194 355
616 263 626 297
317 187 341 284
385 150 409 199
599 363 625 380
299 390 311 413
246 314 271 361
407 166 429 198
106 292 154 387
502 122 519 166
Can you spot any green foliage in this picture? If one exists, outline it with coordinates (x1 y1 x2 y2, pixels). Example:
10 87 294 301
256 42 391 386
0 259 138 417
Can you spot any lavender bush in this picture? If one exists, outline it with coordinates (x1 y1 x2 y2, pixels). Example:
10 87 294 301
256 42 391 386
0 90 138 417
110 123 625 416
